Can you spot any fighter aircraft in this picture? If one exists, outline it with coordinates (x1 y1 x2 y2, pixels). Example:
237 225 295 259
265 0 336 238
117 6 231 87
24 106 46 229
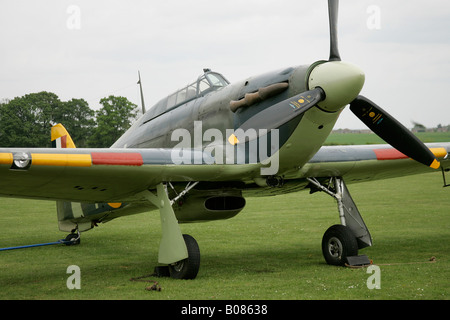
1 0 449 279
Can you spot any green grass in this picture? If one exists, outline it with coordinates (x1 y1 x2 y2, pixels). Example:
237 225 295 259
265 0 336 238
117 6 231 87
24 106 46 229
324 131 450 145
1 172 449 300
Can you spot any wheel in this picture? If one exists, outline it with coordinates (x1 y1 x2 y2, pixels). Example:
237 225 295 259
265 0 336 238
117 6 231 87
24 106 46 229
64 233 80 246
169 234 200 279
322 224 358 266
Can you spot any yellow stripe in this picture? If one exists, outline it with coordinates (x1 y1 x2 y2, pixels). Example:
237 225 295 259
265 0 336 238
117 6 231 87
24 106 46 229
0 153 13 165
430 148 448 158
31 154 92 167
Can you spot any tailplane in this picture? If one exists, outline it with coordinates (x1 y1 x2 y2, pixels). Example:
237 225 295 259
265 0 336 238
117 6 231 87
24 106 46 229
51 123 132 234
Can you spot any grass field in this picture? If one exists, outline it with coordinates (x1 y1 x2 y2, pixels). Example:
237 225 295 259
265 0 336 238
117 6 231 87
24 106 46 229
0 172 449 300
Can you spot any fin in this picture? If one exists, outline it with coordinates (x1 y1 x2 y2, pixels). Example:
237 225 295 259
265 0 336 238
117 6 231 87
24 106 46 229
51 123 76 148
51 123 83 231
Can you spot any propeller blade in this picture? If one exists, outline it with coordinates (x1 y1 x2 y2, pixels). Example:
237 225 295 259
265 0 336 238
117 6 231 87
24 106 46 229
328 0 341 61
350 96 440 169
237 88 325 134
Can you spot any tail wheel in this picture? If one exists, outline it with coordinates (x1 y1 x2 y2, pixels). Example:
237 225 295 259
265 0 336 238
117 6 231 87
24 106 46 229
322 225 358 266
169 234 200 279
64 233 80 246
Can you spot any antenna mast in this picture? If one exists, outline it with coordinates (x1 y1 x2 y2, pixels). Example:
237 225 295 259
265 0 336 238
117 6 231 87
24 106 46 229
137 71 146 114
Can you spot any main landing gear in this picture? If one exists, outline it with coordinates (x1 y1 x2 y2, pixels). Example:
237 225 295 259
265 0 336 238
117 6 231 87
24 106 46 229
307 177 372 266
137 177 369 278
168 234 201 279
140 182 201 280
322 224 358 266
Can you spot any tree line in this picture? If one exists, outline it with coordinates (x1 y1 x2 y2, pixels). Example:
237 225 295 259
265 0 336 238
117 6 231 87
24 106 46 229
0 92 139 148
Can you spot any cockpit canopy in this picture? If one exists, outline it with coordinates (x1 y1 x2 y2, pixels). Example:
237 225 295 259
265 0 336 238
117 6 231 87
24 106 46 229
142 70 229 123
166 70 229 110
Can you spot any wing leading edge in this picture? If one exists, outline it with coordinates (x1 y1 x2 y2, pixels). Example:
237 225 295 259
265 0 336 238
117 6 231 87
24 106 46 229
0 147 260 203
298 142 450 183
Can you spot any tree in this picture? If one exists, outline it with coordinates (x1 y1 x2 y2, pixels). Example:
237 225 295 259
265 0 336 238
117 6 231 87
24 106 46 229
0 92 96 148
88 96 138 148
412 121 426 133
53 98 95 147
0 92 62 147
0 93 137 148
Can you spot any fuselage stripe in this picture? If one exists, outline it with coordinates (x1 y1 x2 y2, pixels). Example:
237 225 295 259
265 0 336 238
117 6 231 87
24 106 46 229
374 147 448 161
373 149 408 160
0 153 13 165
91 153 144 166
31 154 92 167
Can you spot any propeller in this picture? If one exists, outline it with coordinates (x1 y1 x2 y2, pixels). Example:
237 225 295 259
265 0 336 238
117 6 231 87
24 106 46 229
350 96 440 169
232 0 440 169
230 87 325 144
328 0 341 61
236 87 325 137
326 0 439 168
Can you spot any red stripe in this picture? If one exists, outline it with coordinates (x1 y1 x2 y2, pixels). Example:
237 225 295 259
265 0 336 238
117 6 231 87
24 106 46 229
374 148 408 160
61 135 67 148
91 153 143 166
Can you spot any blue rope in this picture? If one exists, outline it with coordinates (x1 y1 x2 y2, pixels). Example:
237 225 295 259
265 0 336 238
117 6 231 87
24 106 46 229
0 239 69 251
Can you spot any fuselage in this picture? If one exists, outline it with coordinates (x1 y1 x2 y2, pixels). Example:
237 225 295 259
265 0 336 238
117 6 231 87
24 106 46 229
113 63 343 181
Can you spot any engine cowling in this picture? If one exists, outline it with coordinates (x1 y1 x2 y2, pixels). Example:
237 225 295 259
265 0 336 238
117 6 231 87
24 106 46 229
172 188 246 223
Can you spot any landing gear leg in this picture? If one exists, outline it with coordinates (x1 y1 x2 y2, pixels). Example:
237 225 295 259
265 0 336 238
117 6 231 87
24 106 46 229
307 177 372 266
142 182 200 279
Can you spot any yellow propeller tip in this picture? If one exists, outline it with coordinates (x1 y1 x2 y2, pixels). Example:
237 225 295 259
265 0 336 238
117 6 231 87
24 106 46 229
430 159 440 169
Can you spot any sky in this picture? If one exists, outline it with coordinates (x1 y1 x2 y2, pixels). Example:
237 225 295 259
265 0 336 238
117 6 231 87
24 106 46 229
1 0 449 129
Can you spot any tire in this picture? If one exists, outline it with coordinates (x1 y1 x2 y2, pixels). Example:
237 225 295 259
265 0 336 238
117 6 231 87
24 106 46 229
169 234 200 279
322 224 358 266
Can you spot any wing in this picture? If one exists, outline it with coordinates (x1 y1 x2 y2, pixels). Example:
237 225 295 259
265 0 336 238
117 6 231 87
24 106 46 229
298 142 450 183
0 148 260 202
1 141 448 202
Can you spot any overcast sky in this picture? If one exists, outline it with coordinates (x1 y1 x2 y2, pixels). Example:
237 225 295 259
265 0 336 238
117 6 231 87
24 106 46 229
1 0 449 129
